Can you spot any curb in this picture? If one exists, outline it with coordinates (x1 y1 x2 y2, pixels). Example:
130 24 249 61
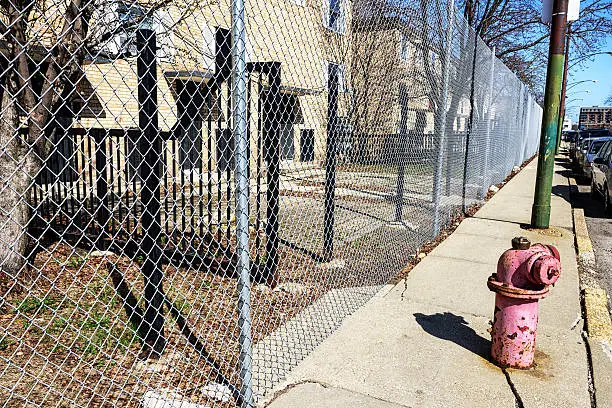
570 190 612 408
571 195 612 340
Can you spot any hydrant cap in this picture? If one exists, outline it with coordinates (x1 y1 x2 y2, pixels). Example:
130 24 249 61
511 236 531 250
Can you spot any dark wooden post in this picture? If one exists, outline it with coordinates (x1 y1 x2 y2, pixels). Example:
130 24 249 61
137 29 165 355
324 64 338 261
262 62 281 280
94 129 110 249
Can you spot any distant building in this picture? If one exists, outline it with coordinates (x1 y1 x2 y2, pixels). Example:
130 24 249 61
579 106 612 130
562 116 572 131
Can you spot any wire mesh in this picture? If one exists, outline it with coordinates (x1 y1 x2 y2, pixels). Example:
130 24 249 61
0 0 542 406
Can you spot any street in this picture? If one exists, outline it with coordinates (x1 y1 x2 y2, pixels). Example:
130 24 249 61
570 175 612 319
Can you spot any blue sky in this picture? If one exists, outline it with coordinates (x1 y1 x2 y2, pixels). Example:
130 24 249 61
565 36 612 123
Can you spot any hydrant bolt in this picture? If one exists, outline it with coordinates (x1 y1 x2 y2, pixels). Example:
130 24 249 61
487 237 561 369
511 236 531 250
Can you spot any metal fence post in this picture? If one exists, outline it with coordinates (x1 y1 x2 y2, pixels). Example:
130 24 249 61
444 137 452 196
137 29 165 355
518 85 528 164
395 85 408 222
462 22 478 213
324 63 338 261
523 94 532 161
479 46 495 199
264 62 281 281
232 0 254 404
517 84 525 166
512 84 522 167
432 0 455 238
516 85 524 165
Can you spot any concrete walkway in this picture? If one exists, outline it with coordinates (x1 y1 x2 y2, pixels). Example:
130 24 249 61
264 160 591 407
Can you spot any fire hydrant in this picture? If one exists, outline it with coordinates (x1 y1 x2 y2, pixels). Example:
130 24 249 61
487 236 561 368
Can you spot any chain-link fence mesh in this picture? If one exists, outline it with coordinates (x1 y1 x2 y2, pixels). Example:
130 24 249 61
0 0 542 405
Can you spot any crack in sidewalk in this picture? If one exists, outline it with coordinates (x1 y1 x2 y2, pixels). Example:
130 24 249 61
582 332 598 408
266 380 413 408
502 368 525 408
400 275 408 301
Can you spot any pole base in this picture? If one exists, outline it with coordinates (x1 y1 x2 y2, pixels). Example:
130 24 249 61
531 204 551 229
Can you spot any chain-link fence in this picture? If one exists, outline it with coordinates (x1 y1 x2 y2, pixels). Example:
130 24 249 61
0 0 542 405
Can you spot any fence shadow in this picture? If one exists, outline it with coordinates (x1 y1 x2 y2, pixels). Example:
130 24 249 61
414 312 491 361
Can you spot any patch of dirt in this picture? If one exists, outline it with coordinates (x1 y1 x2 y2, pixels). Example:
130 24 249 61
520 226 564 237
1 221 395 407
0 237 334 407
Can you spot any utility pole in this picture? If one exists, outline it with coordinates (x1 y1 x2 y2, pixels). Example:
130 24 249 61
556 24 571 154
531 0 568 229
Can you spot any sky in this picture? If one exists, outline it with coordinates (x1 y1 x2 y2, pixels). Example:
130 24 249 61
565 36 612 123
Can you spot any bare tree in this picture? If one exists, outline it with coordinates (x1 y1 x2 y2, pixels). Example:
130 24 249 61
459 0 612 91
348 24 404 162
0 0 94 277
0 0 213 276
338 0 421 163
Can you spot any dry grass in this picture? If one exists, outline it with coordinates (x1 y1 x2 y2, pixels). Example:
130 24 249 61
0 232 338 407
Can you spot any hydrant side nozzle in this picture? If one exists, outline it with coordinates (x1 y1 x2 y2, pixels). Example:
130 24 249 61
531 256 561 286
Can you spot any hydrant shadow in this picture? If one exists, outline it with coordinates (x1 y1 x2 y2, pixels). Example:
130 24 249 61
414 312 491 361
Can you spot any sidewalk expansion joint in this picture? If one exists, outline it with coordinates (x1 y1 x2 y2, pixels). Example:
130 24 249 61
502 368 525 408
471 215 526 225
391 291 491 320
426 253 497 266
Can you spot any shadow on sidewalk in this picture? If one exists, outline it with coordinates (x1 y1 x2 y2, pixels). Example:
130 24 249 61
414 312 491 361
551 184 571 202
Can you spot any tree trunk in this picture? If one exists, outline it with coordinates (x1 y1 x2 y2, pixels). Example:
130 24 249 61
0 87 40 277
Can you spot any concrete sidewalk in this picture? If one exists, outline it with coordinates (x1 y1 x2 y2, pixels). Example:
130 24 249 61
264 160 591 407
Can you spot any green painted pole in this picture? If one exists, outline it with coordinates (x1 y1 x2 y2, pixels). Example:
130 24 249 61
556 26 571 155
531 0 568 229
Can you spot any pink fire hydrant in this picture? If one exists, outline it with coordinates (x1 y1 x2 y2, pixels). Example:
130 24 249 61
487 236 561 369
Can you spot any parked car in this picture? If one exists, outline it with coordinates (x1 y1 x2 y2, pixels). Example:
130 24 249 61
571 129 610 166
568 133 580 162
576 138 590 167
563 130 578 143
569 132 583 164
578 137 612 181
591 139 612 214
